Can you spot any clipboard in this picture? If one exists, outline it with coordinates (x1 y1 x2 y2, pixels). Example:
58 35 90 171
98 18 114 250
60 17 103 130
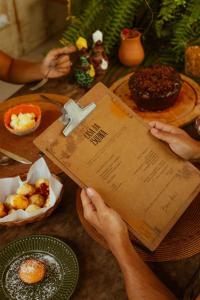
34 82 200 251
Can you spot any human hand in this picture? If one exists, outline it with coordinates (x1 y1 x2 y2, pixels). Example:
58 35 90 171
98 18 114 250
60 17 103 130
41 45 76 78
81 188 129 252
149 121 200 161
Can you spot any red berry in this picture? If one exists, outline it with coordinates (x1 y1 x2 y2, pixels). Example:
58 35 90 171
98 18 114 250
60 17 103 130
122 28 130 35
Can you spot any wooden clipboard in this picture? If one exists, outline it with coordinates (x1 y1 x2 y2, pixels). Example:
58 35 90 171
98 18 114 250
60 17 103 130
34 82 200 251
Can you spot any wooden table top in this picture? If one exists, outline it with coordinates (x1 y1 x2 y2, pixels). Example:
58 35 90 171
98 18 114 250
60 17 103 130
0 73 200 298
0 93 68 178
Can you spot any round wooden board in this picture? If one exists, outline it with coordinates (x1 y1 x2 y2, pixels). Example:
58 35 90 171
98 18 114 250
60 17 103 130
110 73 200 127
0 93 68 178
76 186 200 262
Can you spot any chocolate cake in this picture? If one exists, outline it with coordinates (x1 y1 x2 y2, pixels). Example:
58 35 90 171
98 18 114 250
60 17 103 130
128 65 182 111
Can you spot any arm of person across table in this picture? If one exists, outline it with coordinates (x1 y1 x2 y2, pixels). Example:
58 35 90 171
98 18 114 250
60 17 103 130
81 188 177 300
0 45 76 84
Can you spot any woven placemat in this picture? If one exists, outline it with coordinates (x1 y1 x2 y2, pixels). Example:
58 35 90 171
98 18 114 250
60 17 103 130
76 187 200 262
183 266 200 300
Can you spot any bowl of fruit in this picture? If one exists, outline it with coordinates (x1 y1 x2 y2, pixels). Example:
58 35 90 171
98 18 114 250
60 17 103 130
4 103 41 136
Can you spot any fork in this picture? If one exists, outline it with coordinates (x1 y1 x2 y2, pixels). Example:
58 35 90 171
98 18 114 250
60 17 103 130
30 60 57 91
30 68 51 91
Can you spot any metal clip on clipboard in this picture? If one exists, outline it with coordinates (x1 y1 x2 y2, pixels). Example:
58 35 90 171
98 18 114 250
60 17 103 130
60 100 96 137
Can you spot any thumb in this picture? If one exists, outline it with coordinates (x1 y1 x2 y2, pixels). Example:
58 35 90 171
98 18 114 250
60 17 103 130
62 45 77 54
86 188 106 211
150 128 175 144
47 45 76 59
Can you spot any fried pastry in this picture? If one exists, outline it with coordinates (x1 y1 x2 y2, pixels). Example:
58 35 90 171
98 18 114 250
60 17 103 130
44 197 50 208
35 178 49 189
19 259 46 284
25 204 41 213
29 194 45 207
0 202 7 218
17 183 36 197
5 194 29 210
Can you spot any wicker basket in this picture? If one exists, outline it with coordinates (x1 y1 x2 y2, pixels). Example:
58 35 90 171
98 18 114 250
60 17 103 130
0 175 63 227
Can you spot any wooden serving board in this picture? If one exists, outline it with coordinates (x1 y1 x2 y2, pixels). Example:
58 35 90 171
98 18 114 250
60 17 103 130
0 93 68 178
110 73 200 127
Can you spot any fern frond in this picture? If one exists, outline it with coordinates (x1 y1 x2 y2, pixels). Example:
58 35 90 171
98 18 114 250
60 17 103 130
170 0 200 62
60 0 104 46
155 0 186 37
103 0 143 53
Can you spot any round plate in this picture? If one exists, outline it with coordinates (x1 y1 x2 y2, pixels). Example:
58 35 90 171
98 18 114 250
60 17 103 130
0 93 68 179
110 73 200 127
0 235 79 300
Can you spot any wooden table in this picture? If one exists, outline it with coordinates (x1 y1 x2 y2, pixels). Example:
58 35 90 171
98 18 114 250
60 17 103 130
0 74 200 299
0 93 69 178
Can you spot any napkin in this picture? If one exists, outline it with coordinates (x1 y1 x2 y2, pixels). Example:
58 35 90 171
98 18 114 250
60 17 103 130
0 158 63 222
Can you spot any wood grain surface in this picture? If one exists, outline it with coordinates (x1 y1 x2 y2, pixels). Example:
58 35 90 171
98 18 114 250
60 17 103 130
0 76 199 298
110 73 200 127
0 93 68 178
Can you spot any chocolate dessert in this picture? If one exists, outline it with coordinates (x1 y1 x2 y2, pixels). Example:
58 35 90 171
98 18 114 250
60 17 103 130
128 65 182 111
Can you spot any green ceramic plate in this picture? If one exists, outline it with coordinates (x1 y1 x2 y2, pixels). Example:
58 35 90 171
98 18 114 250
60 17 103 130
0 235 79 300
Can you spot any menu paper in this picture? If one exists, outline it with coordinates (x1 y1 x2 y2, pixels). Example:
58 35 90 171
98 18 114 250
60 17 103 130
34 83 200 251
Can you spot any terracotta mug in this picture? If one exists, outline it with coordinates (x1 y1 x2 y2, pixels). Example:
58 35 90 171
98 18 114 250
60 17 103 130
118 30 144 67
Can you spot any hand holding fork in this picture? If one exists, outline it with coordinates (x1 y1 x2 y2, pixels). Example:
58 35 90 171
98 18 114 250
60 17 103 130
30 45 76 91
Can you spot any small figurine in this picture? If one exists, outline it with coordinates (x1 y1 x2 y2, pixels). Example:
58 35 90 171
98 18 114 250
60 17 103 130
74 37 95 87
90 30 108 75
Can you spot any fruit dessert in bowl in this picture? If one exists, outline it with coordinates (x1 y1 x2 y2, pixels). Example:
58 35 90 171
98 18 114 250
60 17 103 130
4 103 41 136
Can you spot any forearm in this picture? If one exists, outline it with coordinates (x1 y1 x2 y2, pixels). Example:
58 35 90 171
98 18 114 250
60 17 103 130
110 238 177 300
7 59 43 83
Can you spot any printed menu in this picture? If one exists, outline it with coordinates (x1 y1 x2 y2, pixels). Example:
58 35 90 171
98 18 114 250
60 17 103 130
34 83 200 250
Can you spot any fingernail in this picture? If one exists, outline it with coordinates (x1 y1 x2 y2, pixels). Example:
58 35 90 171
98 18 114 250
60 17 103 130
86 188 95 197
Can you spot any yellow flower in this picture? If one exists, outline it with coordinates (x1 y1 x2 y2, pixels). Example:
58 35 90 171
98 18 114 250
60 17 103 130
76 37 88 50
87 64 95 77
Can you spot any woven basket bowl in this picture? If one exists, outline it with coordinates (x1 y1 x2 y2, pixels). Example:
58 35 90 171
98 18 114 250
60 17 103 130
0 175 63 227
